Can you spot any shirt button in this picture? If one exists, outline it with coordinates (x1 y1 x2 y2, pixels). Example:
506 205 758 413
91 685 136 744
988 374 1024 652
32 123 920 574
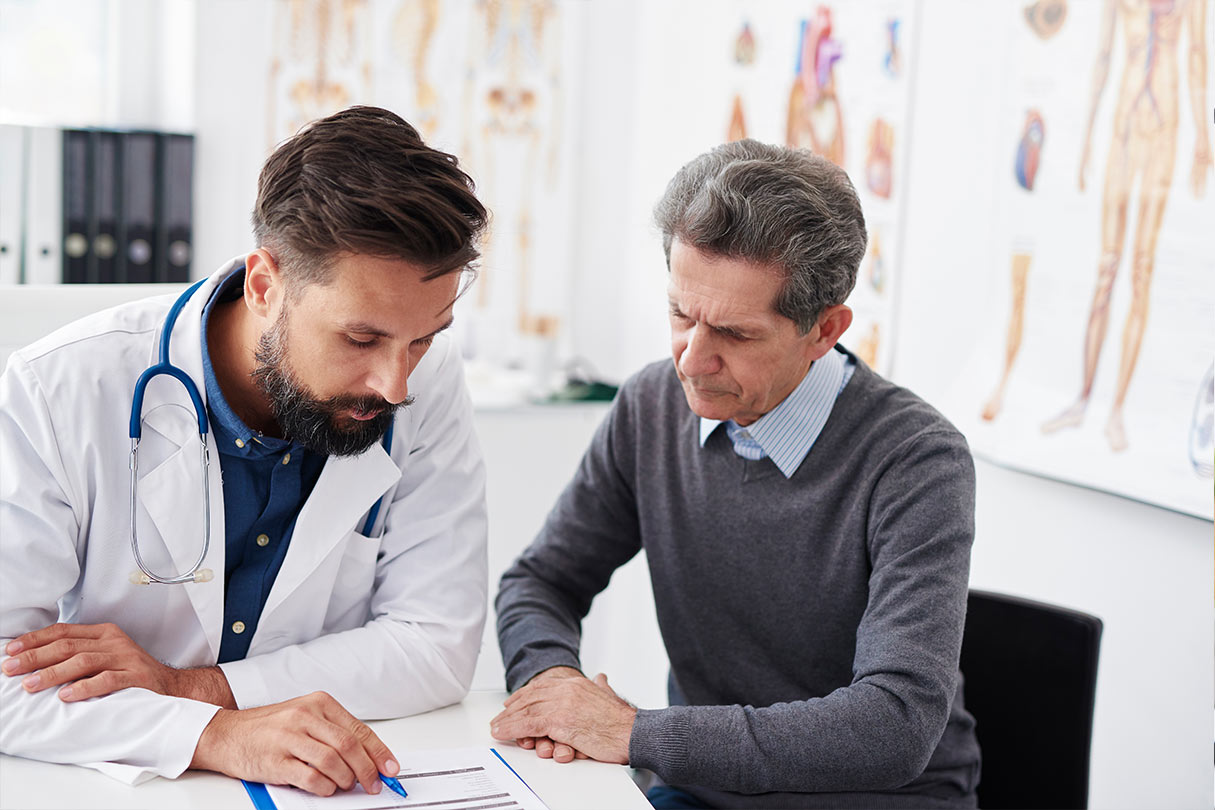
256 534 270 547
234 438 246 448
281 453 291 465
232 621 246 634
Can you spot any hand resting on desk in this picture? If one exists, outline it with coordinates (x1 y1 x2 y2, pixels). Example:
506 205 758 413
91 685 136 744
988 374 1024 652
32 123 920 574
491 666 636 766
3 621 235 707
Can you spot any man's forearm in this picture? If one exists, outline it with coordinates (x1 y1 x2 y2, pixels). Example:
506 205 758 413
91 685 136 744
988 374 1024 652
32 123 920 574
169 666 237 709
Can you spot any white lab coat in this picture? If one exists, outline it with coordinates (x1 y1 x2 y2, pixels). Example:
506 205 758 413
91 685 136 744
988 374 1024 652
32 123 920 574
0 259 488 784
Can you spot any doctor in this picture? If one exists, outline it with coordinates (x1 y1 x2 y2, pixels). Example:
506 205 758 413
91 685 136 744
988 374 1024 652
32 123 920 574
0 106 490 796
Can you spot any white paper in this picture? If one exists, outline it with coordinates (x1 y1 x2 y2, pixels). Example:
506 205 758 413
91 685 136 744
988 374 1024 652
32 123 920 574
260 747 548 810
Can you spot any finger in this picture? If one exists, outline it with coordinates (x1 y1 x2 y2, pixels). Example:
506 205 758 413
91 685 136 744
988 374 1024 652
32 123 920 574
517 737 536 749
6 623 104 655
294 731 359 793
310 719 383 794
4 638 99 678
491 714 544 742
552 743 576 764
54 667 128 702
284 756 339 797
318 697 397 790
575 750 589 760
594 672 620 699
534 737 554 759
21 652 116 695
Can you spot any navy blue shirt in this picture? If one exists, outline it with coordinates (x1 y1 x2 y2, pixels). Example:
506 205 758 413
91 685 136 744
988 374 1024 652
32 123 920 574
200 270 327 663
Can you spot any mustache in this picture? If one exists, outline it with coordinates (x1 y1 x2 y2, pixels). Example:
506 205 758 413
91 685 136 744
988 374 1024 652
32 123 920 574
319 393 411 417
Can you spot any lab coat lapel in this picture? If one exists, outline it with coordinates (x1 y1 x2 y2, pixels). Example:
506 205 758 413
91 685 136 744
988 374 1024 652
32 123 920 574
130 262 239 661
137 422 225 660
260 444 401 619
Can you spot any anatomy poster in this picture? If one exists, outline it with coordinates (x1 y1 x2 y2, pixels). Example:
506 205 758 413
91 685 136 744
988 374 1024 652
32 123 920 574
265 0 584 380
633 0 919 377
947 0 1214 518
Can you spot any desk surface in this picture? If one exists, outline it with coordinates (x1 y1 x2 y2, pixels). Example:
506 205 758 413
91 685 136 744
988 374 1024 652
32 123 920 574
0 691 649 810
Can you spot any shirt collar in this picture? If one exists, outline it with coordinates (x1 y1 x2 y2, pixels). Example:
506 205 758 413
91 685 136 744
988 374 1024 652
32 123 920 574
200 267 294 458
698 346 848 478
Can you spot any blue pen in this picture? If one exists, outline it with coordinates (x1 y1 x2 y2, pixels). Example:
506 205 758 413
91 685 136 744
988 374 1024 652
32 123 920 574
379 773 408 799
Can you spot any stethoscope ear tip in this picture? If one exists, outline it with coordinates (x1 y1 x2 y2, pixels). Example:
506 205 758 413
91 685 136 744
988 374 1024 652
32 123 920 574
128 568 214 585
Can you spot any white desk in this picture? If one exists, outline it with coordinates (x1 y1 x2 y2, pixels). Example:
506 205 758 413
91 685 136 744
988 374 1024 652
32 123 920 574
0 691 650 810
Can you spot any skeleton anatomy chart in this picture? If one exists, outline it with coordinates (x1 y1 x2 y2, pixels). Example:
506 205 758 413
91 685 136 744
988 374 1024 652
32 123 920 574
266 0 581 378
950 0 1213 518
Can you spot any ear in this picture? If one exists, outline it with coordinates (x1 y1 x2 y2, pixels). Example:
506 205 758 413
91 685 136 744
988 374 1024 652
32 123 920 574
805 304 853 362
243 248 284 322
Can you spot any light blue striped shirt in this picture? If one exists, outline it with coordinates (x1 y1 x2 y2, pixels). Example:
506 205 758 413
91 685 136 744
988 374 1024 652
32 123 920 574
698 347 855 478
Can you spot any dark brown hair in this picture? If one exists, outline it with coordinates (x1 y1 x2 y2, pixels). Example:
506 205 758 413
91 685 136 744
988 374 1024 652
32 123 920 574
251 106 488 290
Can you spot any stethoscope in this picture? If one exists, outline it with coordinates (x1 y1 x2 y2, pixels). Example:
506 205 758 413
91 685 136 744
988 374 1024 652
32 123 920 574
128 279 393 586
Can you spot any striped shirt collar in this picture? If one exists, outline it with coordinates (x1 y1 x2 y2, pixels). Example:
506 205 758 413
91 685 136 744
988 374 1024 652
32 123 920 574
698 346 849 478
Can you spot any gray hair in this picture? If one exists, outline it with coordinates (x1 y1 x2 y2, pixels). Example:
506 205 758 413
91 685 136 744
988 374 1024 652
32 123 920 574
654 139 867 334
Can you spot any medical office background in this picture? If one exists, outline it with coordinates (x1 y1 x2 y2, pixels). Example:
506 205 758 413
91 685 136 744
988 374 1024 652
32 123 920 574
0 0 1211 807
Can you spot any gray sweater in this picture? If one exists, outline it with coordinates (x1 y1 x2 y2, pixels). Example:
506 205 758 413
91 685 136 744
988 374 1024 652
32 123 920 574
497 349 980 808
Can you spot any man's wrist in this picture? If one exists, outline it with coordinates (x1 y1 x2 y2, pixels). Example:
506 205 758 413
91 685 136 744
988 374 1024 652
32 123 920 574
615 705 638 765
190 708 234 771
532 665 583 682
169 666 237 709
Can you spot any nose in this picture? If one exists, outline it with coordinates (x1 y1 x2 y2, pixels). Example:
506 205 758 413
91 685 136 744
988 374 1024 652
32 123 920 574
678 325 720 378
367 350 411 405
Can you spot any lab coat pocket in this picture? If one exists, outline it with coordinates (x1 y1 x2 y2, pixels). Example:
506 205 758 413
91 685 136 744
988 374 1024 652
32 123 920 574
325 531 382 630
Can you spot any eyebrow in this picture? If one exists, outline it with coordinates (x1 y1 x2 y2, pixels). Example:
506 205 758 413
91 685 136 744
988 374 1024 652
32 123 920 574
340 317 455 341
667 298 759 339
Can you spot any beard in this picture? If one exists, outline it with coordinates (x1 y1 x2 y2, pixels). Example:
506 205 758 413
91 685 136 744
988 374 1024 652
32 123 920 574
250 308 408 457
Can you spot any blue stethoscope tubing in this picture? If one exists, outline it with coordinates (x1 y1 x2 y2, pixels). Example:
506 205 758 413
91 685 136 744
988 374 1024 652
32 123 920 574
128 279 393 586
128 279 213 585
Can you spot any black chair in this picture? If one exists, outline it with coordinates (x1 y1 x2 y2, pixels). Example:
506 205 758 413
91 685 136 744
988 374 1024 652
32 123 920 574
960 590 1103 809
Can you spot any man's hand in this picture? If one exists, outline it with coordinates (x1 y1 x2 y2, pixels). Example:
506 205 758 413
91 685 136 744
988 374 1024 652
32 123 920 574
2 622 235 707
508 667 589 763
191 692 398 797
491 669 636 765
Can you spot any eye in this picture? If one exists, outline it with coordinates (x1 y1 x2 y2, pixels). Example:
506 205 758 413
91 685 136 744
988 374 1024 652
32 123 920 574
344 335 378 349
413 336 436 348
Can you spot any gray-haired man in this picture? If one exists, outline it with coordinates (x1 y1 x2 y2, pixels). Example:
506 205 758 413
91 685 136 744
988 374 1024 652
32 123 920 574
490 140 981 809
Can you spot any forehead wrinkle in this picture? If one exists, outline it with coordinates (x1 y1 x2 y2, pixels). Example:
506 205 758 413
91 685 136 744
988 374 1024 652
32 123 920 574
668 282 775 335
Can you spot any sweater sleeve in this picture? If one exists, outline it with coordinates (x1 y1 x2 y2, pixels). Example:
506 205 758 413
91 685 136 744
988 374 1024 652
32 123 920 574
629 429 976 794
495 391 644 692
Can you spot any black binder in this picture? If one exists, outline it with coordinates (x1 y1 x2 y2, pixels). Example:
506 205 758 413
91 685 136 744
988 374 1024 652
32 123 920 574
61 129 91 283
120 131 159 283
91 130 121 283
157 133 193 283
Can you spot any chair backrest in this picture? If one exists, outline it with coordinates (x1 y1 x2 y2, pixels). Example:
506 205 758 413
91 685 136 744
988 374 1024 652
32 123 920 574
960 590 1103 810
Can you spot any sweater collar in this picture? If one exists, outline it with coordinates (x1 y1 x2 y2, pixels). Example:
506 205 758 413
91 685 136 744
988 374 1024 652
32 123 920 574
698 345 849 478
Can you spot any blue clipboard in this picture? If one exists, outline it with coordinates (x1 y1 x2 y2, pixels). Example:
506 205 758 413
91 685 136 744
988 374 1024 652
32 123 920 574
241 779 276 810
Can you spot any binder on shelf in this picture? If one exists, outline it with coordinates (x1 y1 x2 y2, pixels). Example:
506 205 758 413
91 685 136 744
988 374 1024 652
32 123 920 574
91 130 121 283
23 127 62 285
120 131 159 284
62 129 91 284
0 125 24 285
157 133 193 283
